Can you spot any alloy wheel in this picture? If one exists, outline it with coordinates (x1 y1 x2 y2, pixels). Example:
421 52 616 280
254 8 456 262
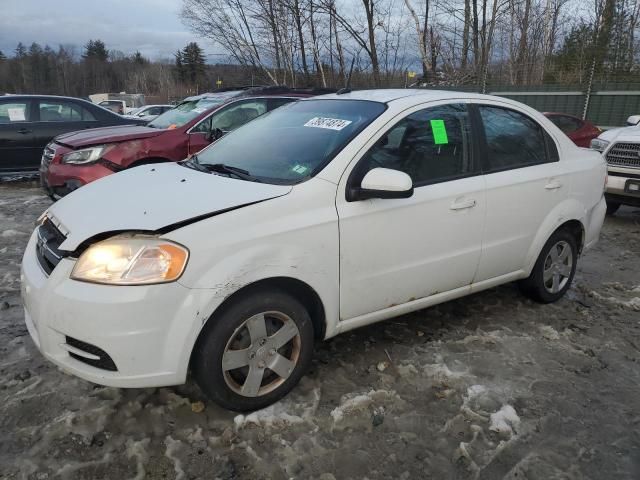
221 311 301 397
543 240 573 294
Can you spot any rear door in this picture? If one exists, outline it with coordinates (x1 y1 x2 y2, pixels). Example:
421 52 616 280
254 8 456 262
33 99 100 152
474 104 566 281
188 99 269 155
0 98 38 173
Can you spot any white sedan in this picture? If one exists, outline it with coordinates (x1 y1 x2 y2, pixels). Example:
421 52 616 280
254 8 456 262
21 90 607 411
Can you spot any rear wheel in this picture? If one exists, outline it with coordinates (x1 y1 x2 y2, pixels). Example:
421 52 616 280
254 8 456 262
606 201 621 216
193 288 314 412
519 228 578 303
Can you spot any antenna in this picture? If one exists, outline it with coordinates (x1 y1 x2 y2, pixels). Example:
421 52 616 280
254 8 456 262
337 57 356 95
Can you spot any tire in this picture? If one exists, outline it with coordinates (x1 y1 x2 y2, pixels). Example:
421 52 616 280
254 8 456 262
192 288 314 412
518 228 578 304
606 201 621 216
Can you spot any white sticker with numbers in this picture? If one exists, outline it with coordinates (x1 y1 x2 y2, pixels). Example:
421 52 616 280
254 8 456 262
8 108 26 121
303 117 352 131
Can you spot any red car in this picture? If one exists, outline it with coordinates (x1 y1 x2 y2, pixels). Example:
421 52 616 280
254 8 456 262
41 87 319 197
543 112 602 148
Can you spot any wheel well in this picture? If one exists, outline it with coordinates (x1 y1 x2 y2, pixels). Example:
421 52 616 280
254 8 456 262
202 277 326 341
558 219 585 253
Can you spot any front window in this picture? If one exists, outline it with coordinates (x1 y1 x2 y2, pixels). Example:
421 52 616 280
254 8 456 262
355 104 475 186
193 99 386 184
149 96 230 129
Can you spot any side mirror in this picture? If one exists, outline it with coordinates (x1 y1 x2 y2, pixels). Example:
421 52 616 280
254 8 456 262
206 127 224 142
348 167 413 201
626 115 640 126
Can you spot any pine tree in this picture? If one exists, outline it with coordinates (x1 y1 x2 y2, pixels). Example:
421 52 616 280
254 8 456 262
0 50 6 61
181 42 206 85
15 43 27 58
83 39 108 62
174 49 185 82
132 51 147 65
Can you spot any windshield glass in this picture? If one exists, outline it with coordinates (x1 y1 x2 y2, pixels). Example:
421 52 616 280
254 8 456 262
149 96 230 129
195 99 386 184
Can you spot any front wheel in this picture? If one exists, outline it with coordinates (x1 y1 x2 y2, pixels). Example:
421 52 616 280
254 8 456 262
192 288 314 412
519 228 578 303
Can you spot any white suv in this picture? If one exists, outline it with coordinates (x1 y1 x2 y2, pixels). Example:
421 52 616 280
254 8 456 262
21 90 607 411
591 115 640 214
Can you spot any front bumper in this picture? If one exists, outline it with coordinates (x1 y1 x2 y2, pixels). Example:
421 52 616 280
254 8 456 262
40 144 115 197
606 167 640 206
21 231 212 388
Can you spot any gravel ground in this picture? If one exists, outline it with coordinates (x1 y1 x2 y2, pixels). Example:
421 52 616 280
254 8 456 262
1 181 639 480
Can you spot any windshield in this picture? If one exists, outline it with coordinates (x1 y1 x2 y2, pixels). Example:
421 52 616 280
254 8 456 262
149 97 228 129
194 99 386 184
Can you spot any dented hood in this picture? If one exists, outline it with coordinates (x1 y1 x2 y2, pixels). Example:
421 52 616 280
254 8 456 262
47 163 292 250
55 125 164 148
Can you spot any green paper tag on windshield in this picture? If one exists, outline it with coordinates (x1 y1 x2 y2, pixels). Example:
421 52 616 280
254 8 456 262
430 119 448 145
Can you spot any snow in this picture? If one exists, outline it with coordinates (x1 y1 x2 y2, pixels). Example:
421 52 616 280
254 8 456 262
489 405 521 437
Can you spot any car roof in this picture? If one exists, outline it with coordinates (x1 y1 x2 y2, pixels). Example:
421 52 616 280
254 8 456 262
0 94 93 103
315 88 513 104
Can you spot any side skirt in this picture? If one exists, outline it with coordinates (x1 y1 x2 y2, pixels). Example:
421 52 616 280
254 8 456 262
332 270 525 337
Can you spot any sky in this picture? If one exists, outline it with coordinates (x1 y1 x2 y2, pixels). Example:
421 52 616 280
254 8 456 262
0 0 215 61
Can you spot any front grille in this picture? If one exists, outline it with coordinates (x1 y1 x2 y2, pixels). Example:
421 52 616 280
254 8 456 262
41 145 55 168
65 336 118 371
606 142 640 169
35 218 69 275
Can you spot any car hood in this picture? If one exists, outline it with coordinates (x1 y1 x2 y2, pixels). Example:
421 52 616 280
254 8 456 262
46 163 292 251
598 124 640 143
54 125 164 148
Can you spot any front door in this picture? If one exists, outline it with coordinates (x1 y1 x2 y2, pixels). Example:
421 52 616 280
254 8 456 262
0 98 37 173
337 103 486 320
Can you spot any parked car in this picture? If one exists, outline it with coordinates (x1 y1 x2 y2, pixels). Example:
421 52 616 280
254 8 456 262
98 100 126 115
22 90 607 411
625 115 640 126
123 104 173 122
0 95 146 176
590 115 640 214
40 87 323 197
543 112 602 147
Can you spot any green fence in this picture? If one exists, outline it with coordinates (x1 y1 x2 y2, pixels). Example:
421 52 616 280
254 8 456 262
423 83 640 128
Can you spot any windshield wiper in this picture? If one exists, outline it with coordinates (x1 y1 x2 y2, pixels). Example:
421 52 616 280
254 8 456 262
179 154 208 172
203 163 258 181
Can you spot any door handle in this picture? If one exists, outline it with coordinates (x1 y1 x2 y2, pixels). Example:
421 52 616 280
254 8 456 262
545 180 562 190
450 198 477 210
18 128 32 134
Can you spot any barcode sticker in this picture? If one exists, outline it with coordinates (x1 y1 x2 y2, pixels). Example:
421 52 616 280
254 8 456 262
304 117 352 131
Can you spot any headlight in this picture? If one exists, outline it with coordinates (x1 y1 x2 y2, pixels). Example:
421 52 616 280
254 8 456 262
71 236 189 285
62 145 107 164
590 138 610 153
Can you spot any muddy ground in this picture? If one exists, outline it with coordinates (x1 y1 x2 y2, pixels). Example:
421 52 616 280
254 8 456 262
0 181 638 480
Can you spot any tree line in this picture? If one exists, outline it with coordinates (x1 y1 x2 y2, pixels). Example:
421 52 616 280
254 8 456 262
0 40 242 100
181 0 640 88
0 0 638 99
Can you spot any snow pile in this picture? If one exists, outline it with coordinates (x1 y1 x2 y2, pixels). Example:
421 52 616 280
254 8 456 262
330 389 400 425
234 386 320 430
539 325 560 341
234 405 305 430
489 405 520 437
1 229 26 237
